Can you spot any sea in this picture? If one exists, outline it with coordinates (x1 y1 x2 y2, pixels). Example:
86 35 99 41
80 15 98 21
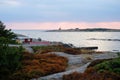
13 30 120 52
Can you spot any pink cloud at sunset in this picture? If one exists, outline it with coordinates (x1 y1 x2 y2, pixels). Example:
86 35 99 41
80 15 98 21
6 22 120 30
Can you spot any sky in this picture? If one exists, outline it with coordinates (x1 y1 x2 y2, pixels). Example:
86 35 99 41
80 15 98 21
0 0 120 30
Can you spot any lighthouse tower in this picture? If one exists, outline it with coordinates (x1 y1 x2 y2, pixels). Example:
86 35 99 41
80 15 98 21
59 27 61 30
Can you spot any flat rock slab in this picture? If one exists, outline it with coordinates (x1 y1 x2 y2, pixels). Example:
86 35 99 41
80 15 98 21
49 52 89 65
23 46 34 53
93 52 118 60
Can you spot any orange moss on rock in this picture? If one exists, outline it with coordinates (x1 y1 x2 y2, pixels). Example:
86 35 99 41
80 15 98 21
33 45 96 55
10 52 68 80
63 67 120 80
63 48 81 55
63 58 120 80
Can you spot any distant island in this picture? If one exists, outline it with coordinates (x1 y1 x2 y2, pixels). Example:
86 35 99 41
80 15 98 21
46 28 120 32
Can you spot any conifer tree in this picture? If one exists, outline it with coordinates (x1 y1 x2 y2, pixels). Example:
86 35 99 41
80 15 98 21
0 21 16 43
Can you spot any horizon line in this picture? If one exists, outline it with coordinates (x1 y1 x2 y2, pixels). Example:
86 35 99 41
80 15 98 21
12 27 120 30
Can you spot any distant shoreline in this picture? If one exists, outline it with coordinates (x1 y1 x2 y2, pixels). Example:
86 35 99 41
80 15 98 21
46 28 120 32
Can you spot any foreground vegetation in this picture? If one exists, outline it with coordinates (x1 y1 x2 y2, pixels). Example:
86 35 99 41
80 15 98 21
0 21 68 80
0 45 23 80
63 56 120 80
1 21 120 80
0 21 23 79
0 42 68 80
32 45 96 55
10 52 68 80
0 48 68 80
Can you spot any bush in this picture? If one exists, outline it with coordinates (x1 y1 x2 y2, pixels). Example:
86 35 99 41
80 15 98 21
95 58 120 74
87 59 112 68
0 39 23 80
116 52 120 57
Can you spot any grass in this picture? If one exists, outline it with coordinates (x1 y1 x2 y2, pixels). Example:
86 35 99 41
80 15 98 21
32 45 96 55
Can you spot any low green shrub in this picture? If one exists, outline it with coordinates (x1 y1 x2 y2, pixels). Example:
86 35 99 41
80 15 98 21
0 36 17 44
87 59 112 68
116 52 120 57
95 57 120 74
0 39 23 80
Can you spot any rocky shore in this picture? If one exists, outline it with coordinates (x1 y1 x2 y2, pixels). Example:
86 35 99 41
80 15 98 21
32 51 118 80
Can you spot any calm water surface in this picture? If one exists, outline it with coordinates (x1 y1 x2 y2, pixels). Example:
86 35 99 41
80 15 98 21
13 30 120 52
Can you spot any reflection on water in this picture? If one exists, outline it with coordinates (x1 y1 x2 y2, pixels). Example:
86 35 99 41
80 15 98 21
13 30 120 52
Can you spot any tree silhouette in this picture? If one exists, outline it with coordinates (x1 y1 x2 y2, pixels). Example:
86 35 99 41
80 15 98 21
0 21 16 43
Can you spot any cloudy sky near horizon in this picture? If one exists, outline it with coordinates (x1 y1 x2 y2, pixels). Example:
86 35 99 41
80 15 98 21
0 0 120 29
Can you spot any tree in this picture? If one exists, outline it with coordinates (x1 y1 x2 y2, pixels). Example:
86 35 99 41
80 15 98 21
0 21 23 80
0 21 16 43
